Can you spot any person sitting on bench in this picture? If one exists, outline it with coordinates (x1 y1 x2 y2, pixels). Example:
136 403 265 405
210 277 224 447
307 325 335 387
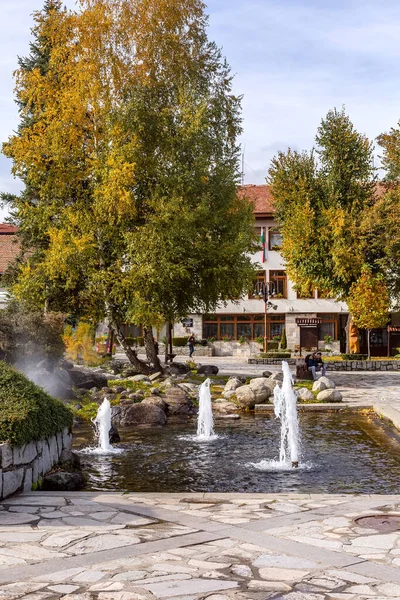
305 352 326 380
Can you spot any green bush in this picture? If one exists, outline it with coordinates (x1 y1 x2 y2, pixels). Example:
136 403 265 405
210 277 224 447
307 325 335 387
0 362 73 446
280 328 287 350
172 337 189 347
341 354 368 360
267 340 279 351
260 352 291 359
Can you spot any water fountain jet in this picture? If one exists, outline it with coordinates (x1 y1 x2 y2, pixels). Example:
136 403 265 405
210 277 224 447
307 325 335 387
273 361 300 468
91 398 122 453
196 378 215 439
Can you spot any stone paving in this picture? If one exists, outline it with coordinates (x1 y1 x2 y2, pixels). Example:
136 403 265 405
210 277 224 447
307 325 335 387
0 492 399 599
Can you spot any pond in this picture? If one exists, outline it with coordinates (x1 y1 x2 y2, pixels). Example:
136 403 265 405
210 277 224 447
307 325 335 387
73 413 400 494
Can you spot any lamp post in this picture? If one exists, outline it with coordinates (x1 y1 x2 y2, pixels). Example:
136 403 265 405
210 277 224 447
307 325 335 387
254 281 277 353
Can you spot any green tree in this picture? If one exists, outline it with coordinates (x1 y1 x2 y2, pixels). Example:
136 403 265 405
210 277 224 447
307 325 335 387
347 270 389 359
268 107 377 350
2 0 256 373
280 328 287 350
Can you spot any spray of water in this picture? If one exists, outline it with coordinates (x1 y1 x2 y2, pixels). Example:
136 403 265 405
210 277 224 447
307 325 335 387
92 398 113 452
83 397 123 455
250 361 302 471
273 361 300 467
196 378 215 439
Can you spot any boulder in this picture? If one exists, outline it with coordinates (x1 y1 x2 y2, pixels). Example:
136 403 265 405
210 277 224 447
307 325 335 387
296 387 314 402
197 365 219 375
269 372 284 382
262 370 273 377
141 396 167 412
312 379 326 392
318 376 336 390
169 362 191 375
149 372 163 382
164 385 195 415
213 399 240 414
130 374 151 383
235 385 257 409
224 377 244 393
223 390 237 400
112 403 167 426
109 424 121 443
128 391 144 402
248 377 274 403
316 389 343 402
42 471 85 492
111 385 126 394
149 387 161 395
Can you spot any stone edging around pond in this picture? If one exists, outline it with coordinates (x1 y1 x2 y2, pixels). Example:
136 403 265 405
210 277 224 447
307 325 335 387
0 427 72 500
249 358 400 370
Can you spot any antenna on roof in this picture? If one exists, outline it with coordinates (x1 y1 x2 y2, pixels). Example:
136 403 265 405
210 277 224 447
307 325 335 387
241 144 246 185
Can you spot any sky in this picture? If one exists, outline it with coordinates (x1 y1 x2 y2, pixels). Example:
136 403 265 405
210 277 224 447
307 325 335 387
1 0 400 220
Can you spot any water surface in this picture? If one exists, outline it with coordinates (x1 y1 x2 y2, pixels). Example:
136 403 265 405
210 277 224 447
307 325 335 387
73 413 400 494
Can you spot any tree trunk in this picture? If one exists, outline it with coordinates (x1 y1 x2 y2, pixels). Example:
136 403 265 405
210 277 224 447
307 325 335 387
345 313 351 354
109 320 152 375
143 326 163 372
367 329 371 360
106 325 114 356
165 321 171 364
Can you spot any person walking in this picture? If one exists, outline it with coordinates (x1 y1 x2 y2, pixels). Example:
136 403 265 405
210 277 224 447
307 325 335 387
188 333 195 358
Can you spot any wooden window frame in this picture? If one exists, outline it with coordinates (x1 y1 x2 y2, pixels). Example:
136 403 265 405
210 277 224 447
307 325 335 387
269 270 287 299
268 227 283 251
248 270 266 299
202 313 285 341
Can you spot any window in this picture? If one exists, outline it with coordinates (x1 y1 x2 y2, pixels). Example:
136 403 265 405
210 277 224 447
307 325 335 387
202 314 285 340
248 270 266 299
268 228 283 250
269 270 287 298
318 314 338 339
254 226 262 237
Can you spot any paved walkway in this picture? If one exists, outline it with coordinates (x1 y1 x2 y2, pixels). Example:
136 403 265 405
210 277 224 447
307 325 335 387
0 491 399 599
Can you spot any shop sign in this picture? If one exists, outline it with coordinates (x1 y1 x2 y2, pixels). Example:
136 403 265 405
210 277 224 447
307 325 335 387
295 318 322 326
181 318 193 327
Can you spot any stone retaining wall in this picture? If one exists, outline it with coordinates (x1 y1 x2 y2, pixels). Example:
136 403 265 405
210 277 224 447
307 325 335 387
0 427 72 500
248 358 400 371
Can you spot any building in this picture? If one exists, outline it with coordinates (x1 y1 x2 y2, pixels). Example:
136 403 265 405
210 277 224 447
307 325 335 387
0 224 19 309
173 185 399 356
1 184 399 356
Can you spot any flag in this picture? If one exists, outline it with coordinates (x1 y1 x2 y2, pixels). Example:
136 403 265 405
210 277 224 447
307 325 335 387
260 227 267 263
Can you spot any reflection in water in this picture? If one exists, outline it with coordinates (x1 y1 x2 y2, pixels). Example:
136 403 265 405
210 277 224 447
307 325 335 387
73 413 400 494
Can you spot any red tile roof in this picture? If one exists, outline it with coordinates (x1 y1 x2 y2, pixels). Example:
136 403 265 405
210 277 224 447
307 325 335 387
238 184 274 215
0 226 19 273
0 224 18 233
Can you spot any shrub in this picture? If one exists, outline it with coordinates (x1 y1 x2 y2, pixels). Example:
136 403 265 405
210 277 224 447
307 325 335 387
260 352 291 359
266 340 279 351
341 353 368 360
0 362 73 446
172 337 189 347
280 329 287 350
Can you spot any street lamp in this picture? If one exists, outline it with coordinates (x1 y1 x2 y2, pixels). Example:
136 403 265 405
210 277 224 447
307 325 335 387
254 280 277 353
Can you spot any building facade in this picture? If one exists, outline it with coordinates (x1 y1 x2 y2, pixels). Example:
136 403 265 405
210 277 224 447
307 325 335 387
172 185 398 356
